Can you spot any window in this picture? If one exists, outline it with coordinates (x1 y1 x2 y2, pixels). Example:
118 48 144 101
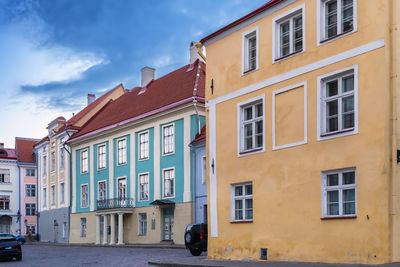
25 203 36 216
318 67 357 139
242 27 258 74
60 182 65 204
63 222 67 238
43 188 47 207
319 0 356 43
42 155 47 175
81 184 89 208
138 213 147 236
0 169 10 183
26 225 36 235
26 168 35 177
0 196 10 210
98 144 106 169
81 149 88 173
238 97 264 154
322 168 356 217
98 181 106 201
163 169 175 198
80 218 87 237
139 132 149 160
51 151 56 172
163 124 174 155
51 185 55 206
51 141 55 148
201 156 206 185
139 173 149 201
117 139 127 165
273 5 305 60
231 183 253 222
26 184 36 197
60 147 65 169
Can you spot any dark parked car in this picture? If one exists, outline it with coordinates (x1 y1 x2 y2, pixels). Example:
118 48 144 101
0 234 25 245
184 223 207 256
0 236 22 261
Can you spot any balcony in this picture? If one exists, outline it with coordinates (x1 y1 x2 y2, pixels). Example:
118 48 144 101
97 198 135 210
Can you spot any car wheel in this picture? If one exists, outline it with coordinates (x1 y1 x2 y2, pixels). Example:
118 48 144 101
16 255 22 261
185 232 192 244
189 248 202 256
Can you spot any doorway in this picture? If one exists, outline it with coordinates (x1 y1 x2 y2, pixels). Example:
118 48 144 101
162 207 174 241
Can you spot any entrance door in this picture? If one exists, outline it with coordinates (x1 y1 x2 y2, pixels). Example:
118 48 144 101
117 178 127 207
162 207 174 241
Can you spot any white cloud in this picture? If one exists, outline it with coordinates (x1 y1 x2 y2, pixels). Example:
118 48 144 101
152 55 172 68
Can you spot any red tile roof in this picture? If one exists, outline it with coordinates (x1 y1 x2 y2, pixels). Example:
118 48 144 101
200 0 284 44
15 138 39 163
191 125 206 145
0 148 17 160
69 60 205 142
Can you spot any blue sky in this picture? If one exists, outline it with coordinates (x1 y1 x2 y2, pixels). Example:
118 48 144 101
0 0 267 147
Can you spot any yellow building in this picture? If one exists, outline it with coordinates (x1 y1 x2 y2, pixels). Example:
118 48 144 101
201 0 400 264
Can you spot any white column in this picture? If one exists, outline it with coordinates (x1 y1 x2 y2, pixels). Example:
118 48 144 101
95 215 100 245
154 125 161 200
183 115 191 202
89 145 95 211
117 213 124 245
102 215 108 245
72 147 77 213
108 138 114 199
130 133 136 203
110 213 116 245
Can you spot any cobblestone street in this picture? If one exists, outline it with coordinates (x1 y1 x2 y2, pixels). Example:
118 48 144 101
0 244 190 267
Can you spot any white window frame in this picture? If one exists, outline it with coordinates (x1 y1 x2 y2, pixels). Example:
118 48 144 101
321 167 357 218
81 184 89 208
25 184 36 197
25 203 36 216
97 143 107 170
237 95 266 157
98 180 107 201
62 222 67 238
162 168 175 199
80 149 89 174
317 65 358 141
0 169 10 183
51 151 56 173
317 0 357 46
138 172 149 202
26 168 35 177
60 182 65 204
42 155 47 175
117 138 127 166
138 213 147 236
0 195 10 210
138 131 150 161
50 184 56 206
162 123 175 156
201 156 206 185
272 4 305 63
230 182 253 222
59 146 65 169
42 188 47 208
241 27 259 75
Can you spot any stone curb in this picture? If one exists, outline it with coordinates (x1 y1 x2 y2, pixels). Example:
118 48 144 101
24 241 185 249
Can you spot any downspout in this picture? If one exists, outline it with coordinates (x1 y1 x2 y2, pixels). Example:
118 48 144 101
193 100 201 135
64 130 72 243
17 164 21 235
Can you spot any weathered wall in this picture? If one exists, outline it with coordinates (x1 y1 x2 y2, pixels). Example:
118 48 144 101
38 207 69 243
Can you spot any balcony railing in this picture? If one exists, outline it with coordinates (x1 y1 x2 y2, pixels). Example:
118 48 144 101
97 198 135 210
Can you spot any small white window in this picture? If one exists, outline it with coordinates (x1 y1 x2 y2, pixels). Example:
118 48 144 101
238 96 265 155
322 168 356 218
139 173 149 201
0 196 10 210
201 156 206 185
51 184 56 206
139 131 149 160
318 66 358 140
273 4 305 61
242 27 258 74
318 0 356 44
81 184 89 208
81 149 88 173
231 182 253 222
163 168 175 198
26 184 36 197
117 138 127 165
0 169 10 183
60 182 65 204
25 203 36 216
98 144 107 169
43 188 47 207
98 181 106 201
42 155 47 175
162 124 174 155
138 213 147 236
26 168 35 177
51 152 56 172
59 147 65 169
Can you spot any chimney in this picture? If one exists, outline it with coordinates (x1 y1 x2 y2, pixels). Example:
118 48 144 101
190 41 205 64
87 94 96 105
141 67 155 87
0 143 4 149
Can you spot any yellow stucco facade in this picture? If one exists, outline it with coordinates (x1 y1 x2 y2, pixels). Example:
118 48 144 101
203 0 400 264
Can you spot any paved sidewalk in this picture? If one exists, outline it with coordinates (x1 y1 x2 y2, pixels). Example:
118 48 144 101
25 240 185 249
148 256 400 267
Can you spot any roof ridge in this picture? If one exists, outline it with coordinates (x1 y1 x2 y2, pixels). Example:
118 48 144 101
192 59 202 98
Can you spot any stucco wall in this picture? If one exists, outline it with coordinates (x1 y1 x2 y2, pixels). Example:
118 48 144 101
38 207 69 243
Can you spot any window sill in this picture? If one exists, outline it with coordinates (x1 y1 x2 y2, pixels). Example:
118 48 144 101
230 220 253 224
162 152 175 157
321 215 356 220
274 50 303 63
239 147 263 155
138 158 149 162
242 67 258 76
117 162 127 167
320 128 355 138
319 29 354 45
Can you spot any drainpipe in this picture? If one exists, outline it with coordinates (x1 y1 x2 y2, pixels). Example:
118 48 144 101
64 130 72 243
190 144 197 224
17 164 21 235
193 99 201 135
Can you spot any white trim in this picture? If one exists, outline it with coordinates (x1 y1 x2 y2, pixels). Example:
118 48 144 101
209 105 218 237
117 176 127 199
116 137 128 166
138 130 150 161
97 180 107 201
272 3 306 63
162 167 176 199
272 81 308 150
138 172 150 202
236 94 266 157
230 182 253 222
108 138 114 199
80 149 89 174
89 144 94 211
59 181 65 205
207 39 384 107
80 183 89 209
154 125 161 200
316 65 358 141
137 212 147 236
130 133 136 203
50 183 56 208
183 115 192 202
72 148 77 213
161 123 175 156
201 156 206 185
241 26 259 75
316 0 358 46
96 143 107 171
